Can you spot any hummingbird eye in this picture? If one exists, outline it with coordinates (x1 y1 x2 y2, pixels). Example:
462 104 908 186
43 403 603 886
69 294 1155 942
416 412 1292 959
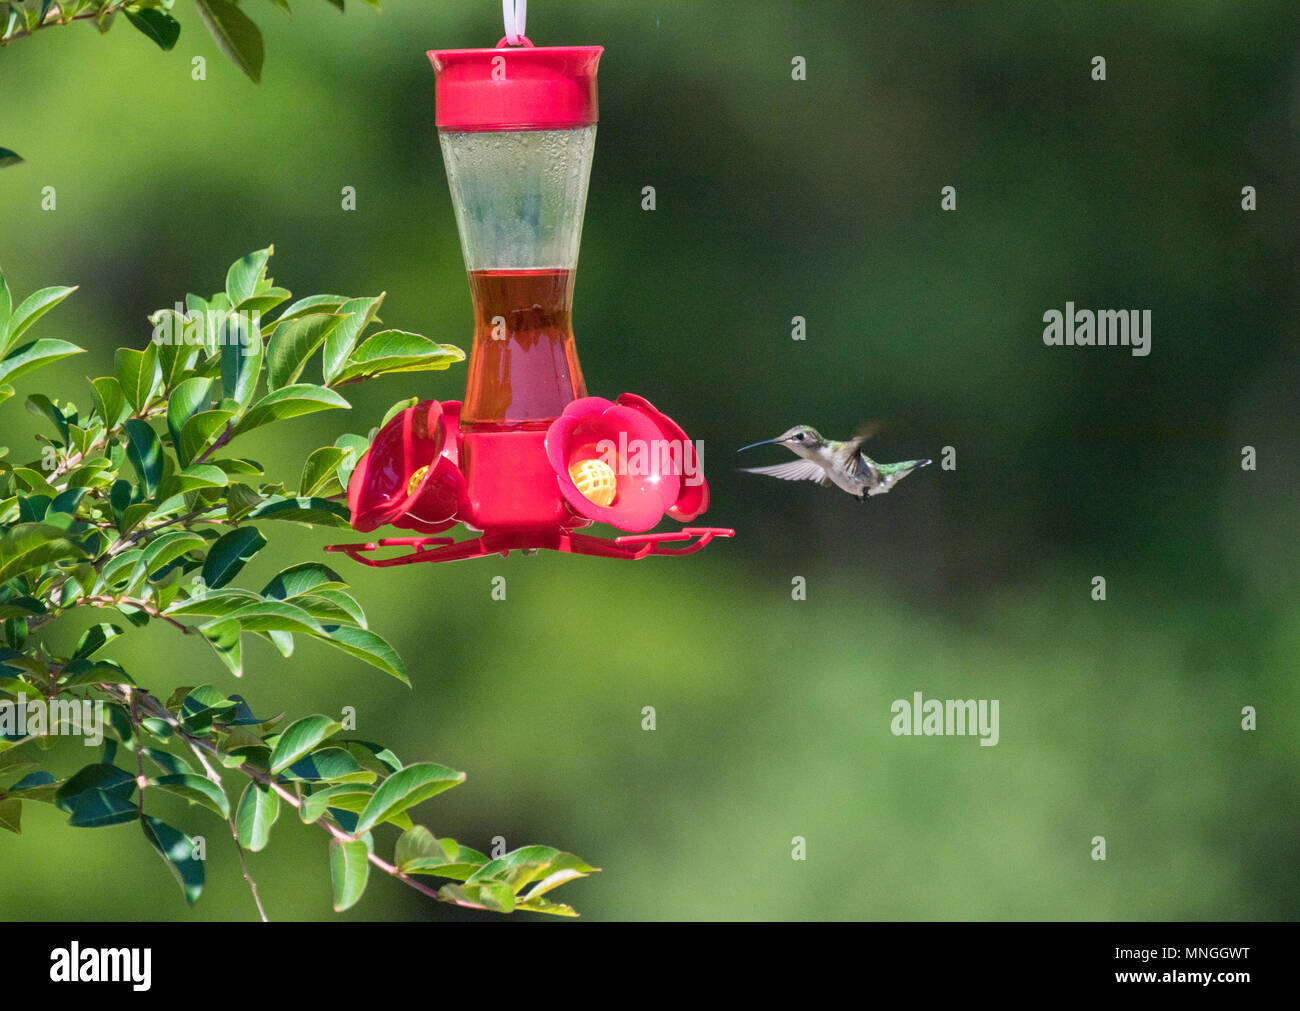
795 433 804 441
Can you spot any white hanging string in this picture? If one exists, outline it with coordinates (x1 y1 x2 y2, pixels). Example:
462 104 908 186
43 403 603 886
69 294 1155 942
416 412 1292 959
502 0 527 45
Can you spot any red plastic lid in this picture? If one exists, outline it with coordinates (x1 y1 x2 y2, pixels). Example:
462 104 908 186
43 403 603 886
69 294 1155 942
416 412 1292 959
428 42 603 131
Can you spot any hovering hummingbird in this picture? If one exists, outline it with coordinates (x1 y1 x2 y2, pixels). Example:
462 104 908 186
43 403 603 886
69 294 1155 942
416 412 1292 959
737 424 931 502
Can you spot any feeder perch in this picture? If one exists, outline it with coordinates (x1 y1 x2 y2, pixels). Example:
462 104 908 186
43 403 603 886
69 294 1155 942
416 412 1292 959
327 30 732 566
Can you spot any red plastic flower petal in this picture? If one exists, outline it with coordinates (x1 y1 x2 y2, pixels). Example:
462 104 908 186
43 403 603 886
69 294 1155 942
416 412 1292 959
347 400 466 534
615 393 709 522
545 396 681 532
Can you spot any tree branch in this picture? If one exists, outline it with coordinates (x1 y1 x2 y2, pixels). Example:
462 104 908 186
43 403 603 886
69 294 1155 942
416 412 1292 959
94 682 457 910
1 4 129 44
82 595 191 634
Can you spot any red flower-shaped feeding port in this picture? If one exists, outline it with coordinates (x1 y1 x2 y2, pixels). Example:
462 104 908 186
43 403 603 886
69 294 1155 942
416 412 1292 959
546 395 709 532
347 400 465 535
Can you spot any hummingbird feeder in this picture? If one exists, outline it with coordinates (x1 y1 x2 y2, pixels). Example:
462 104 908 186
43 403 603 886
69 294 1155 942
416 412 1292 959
327 14 732 567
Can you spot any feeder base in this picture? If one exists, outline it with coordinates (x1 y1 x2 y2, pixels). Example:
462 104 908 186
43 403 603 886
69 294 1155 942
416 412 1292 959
325 527 734 567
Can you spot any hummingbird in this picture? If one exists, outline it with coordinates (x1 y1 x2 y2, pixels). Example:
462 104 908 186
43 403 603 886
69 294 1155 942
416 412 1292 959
737 424 932 502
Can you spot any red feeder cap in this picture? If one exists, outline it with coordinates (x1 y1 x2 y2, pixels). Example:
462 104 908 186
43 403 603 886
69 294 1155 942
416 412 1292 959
427 44 603 131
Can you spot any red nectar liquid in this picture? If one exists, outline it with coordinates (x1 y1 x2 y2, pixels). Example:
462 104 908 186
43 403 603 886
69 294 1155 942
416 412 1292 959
462 268 587 428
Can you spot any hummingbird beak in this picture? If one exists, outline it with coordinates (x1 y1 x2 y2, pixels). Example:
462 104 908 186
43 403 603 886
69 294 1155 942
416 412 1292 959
737 437 781 453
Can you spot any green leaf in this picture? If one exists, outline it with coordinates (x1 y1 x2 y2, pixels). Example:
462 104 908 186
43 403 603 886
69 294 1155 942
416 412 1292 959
195 0 265 83
0 522 86 584
224 482 263 522
122 418 163 496
283 591 364 629
119 503 156 537
11 467 56 496
325 625 409 685
379 396 418 431
201 526 266 589
235 780 279 851
200 599 327 636
147 309 199 388
247 495 350 527
156 464 228 500
236 287 292 317
219 313 263 411
90 376 130 429
48 486 87 516
115 344 161 412
399 858 485 882
178 685 238 732
166 377 213 448
268 715 342 774
394 825 445 872
0 797 20 834
210 457 264 478
282 747 373 784
267 313 343 391
101 546 144 589
55 763 138 828
178 409 233 466
353 762 464 836
469 847 597 897
0 339 86 386
514 895 579 917
141 815 204 905
267 294 349 334
334 433 370 490
438 881 515 914
25 393 70 443
0 148 22 169
0 597 44 620
59 658 131 688
1 284 77 354
322 294 384 384
124 6 180 50
234 384 349 436
329 837 370 912
143 747 193 776
140 531 208 578
299 783 372 823
197 623 246 674
341 740 402 776
167 589 261 618
72 622 124 660
262 561 344 600
333 331 464 384
150 774 230 819
224 247 272 306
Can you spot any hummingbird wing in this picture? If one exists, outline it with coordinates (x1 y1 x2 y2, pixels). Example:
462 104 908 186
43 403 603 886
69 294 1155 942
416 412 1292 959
844 420 883 454
737 460 831 487
840 423 886 484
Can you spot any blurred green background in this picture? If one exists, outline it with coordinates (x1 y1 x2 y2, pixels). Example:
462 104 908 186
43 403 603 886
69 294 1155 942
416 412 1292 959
2 0 1298 921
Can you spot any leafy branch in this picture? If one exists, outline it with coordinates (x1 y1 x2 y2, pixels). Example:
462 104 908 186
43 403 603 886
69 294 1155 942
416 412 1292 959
0 250 594 917
0 0 382 154
2 1 380 162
